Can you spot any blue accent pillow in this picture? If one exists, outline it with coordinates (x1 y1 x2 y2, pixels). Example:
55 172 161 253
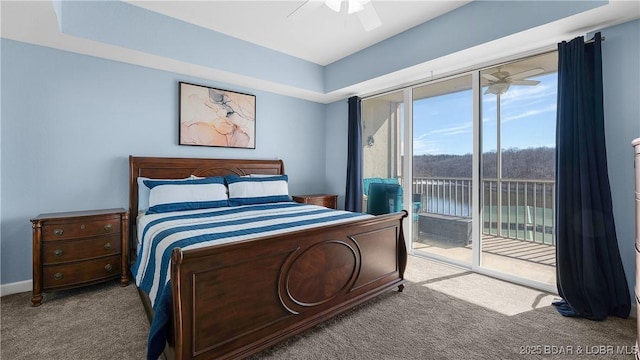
226 175 290 206
144 177 229 214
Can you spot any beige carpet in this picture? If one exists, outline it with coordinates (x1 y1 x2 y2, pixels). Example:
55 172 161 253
1 256 636 359
1 280 148 359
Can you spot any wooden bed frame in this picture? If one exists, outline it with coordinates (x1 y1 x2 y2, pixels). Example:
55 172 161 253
129 156 408 360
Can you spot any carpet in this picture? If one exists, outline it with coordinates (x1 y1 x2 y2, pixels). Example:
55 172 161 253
1 256 635 359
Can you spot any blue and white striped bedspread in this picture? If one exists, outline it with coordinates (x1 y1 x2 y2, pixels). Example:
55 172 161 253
131 202 371 360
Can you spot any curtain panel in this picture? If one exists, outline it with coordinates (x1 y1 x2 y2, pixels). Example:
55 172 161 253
554 32 631 320
345 96 363 212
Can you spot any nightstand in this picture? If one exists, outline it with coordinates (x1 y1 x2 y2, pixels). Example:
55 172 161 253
292 194 338 209
31 208 129 306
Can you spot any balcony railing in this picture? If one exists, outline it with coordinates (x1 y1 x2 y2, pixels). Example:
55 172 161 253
412 177 556 245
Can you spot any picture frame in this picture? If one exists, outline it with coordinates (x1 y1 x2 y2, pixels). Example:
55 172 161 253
179 82 256 149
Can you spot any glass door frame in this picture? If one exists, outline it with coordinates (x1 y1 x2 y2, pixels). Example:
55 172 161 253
402 72 475 269
396 70 557 294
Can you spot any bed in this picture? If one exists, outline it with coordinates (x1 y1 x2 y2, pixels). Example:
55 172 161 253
129 156 408 360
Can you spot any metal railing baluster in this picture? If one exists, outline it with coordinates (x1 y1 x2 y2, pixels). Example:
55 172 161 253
448 179 452 215
524 182 529 241
507 181 511 239
410 177 554 245
533 182 537 243
542 183 546 244
515 182 519 240
552 183 556 246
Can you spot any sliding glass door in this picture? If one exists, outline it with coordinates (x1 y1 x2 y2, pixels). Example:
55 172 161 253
361 51 558 291
479 52 558 287
411 75 474 267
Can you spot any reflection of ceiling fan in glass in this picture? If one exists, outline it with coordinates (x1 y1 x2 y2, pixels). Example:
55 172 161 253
482 68 544 95
288 0 381 32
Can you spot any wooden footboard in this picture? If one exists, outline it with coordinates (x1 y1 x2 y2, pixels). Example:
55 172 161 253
169 210 407 360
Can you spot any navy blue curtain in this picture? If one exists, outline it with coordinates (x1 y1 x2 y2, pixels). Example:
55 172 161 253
345 96 363 212
553 32 631 320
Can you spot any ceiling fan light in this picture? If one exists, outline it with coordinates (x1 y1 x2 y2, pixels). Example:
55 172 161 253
487 82 510 95
348 0 364 14
325 0 342 12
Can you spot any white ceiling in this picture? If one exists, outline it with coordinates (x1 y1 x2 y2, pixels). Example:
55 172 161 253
126 1 472 66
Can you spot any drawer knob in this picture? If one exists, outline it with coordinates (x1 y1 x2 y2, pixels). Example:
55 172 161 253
53 249 63 257
104 264 113 271
53 229 64 236
104 242 112 250
53 272 63 280
104 224 112 232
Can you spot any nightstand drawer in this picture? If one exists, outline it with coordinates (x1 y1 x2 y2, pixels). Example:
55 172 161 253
42 234 121 264
43 255 121 289
42 218 120 241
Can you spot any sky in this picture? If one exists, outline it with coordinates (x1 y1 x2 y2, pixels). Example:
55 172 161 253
413 73 558 156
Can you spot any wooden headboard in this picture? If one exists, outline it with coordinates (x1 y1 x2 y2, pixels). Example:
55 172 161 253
128 156 285 254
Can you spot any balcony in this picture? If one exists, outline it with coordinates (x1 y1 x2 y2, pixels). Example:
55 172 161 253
411 177 556 285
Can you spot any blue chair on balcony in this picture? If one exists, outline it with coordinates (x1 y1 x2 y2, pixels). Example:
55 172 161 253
363 177 400 197
366 183 403 215
363 177 401 212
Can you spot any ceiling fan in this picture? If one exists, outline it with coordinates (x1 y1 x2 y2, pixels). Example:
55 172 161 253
288 0 382 32
482 68 544 95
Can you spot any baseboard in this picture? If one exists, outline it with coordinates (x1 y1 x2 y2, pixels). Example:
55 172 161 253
0 279 32 297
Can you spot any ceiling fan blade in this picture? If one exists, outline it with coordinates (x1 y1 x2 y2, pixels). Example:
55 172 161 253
511 80 541 86
510 68 544 80
356 2 381 31
482 73 500 81
287 0 323 19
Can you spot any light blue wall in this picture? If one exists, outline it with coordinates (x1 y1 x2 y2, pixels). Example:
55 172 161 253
55 0 324 93
325 19 640 298
324 0 606 92
52 1 605 96
601 19 640 298
0 34 3 266
0 39 326 284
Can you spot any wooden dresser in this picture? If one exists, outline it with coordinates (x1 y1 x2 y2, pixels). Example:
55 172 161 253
633 137 640 359
31 208 129 306
292 194 338 209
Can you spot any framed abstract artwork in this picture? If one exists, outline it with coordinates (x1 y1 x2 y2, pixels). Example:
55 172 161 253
179 82 256 149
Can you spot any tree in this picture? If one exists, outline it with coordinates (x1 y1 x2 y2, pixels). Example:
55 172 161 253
413 147 555 180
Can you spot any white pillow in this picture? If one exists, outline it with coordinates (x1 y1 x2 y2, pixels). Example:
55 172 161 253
137 176 190 212
226 175 290 206
145 177 229 214
137 175 200 211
